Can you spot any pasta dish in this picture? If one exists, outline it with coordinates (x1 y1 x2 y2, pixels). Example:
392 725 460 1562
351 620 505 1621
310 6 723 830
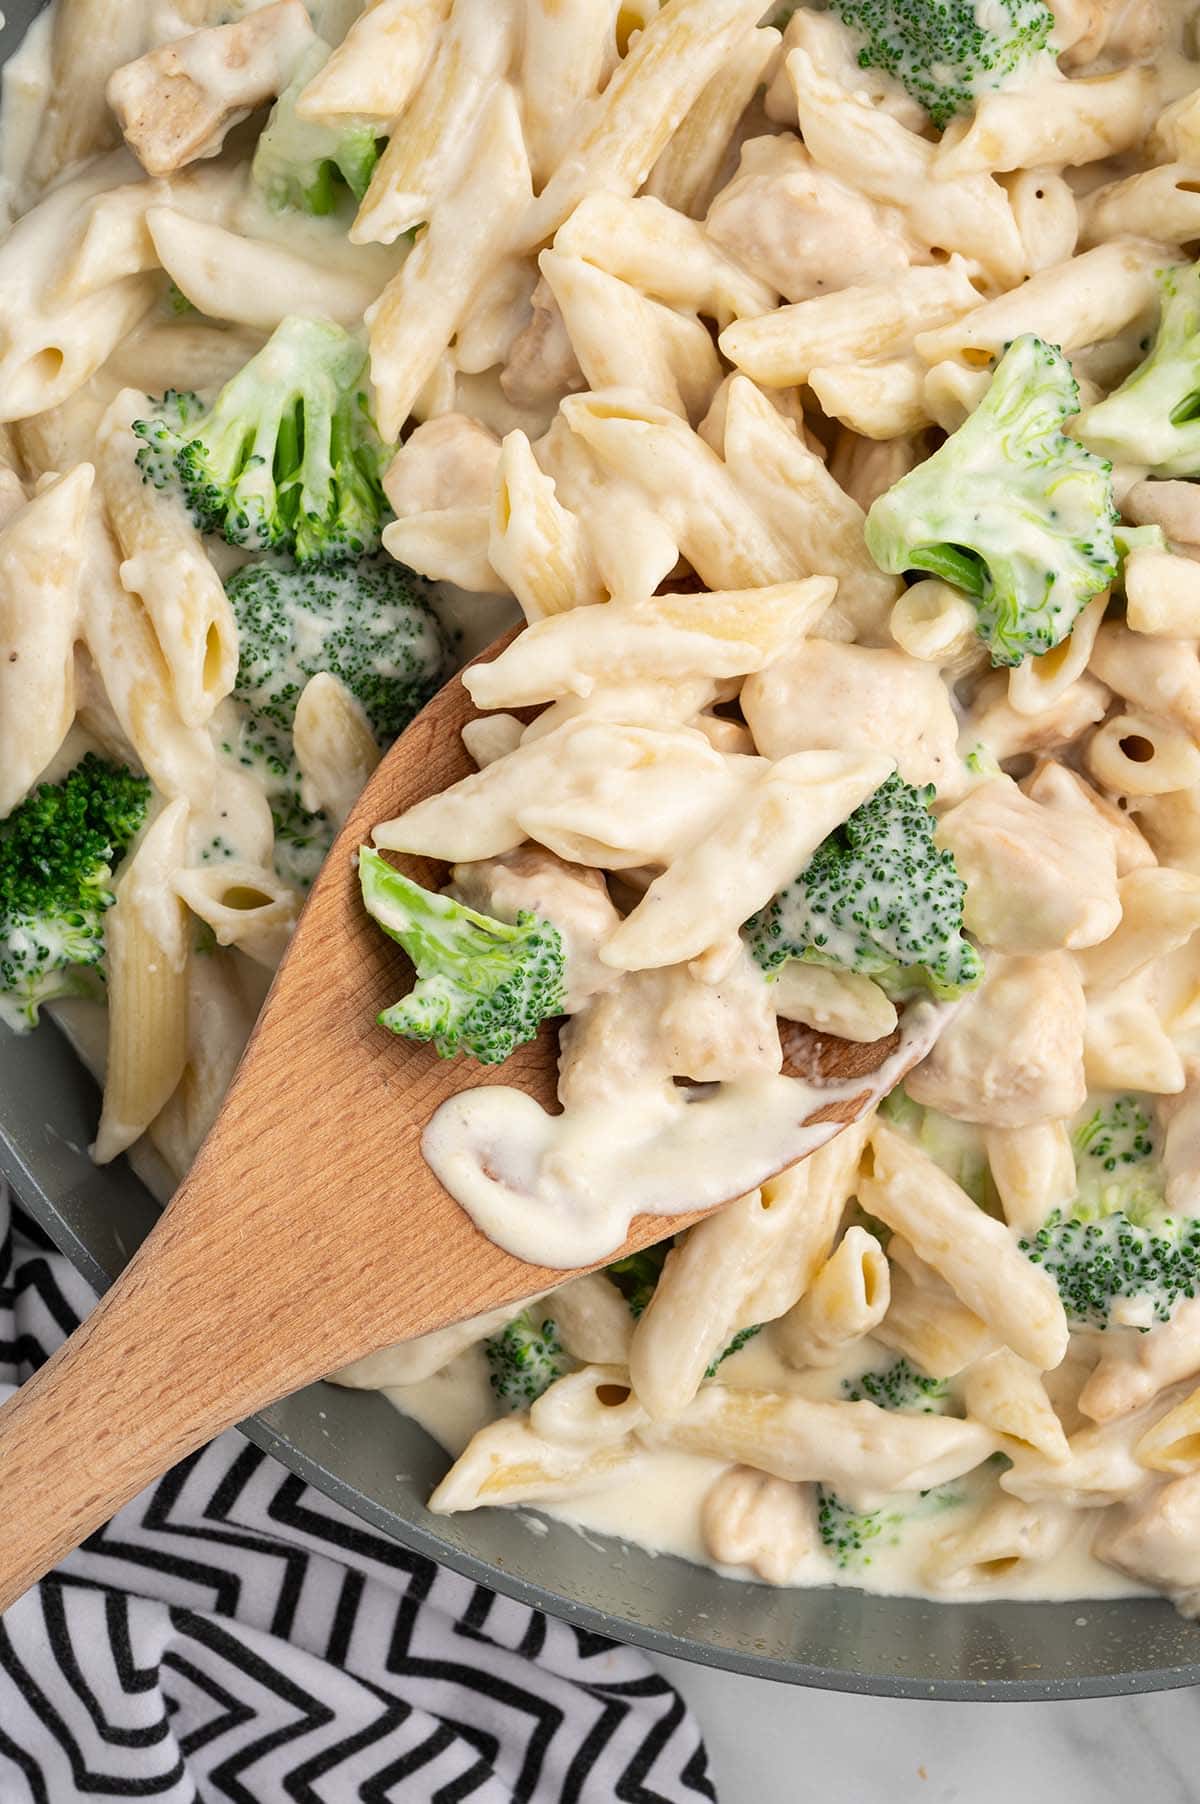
8 0 1200 1610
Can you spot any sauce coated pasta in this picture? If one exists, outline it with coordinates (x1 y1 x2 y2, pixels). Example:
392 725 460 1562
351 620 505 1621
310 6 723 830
8 0 1200 1611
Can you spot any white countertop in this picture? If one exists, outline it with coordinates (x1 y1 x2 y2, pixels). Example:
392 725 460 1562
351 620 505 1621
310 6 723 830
654 1654 1198 1803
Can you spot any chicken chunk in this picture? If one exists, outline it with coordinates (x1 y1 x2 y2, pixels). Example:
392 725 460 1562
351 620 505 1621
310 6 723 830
906 952 1088 1126
449 846 621 1014
705 135 913 304
383 413 501 517
108 1 315 177
1093 1470 1200 1607
937 775 1122 953
741 640 958 791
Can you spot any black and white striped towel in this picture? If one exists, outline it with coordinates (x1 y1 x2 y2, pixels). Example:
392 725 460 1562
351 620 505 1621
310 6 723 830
0 1184 718 1803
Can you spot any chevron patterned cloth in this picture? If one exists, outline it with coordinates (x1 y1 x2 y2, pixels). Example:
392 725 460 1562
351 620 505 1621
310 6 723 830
0 1185 718 1803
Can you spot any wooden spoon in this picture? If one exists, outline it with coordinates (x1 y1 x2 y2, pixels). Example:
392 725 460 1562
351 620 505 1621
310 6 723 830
0 633 945 1609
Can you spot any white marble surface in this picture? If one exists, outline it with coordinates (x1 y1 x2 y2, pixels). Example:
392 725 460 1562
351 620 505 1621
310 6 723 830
653 1654 1199 1803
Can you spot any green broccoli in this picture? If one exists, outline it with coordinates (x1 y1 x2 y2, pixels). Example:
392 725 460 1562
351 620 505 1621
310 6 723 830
745 773 983 1002
133 316 391 564
253 40 379 215
1077 263 1200 477
359 849 566 1064
865 335 1119 668
879 1087 993 1207
227 555 449 742
842 1356 948 1413
606 1245 670 1318
1020 1094 1200 1328
830 0 1055 131
485 1310 565 1410
0 756 149 1032
816 1489 904 1570
705 1324 762 1378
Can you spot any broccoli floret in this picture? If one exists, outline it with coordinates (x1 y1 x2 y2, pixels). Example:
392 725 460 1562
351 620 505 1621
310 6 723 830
745 773 982 1002
133 316 391 564
606 1245 670 1318
817 1489 904 1570
843 1356 948 1413
831 0 1054 131
485 1310 565 1410
253 40 379 216
227 554 449 742
0 756 149 1032
1020 1094 1200 1328
865 335 1119 668
359 849 566 1064
1022 1211 1200 1330
1077 264 1200 478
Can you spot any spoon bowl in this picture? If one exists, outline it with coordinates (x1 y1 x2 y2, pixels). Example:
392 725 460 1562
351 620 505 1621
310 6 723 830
0 631 946 1610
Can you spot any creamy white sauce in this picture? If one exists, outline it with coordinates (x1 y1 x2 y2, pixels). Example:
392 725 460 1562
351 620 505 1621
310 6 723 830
390 1328 1145 1601
423 1001 947 1267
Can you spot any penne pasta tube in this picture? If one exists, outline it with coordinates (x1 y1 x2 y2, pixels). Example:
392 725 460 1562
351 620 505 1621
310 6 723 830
174 862 301 969
924 1496 1074 1592
297 0 451 126
1076 867 1200 994
875 1245 996 1380
366 84 533 441
914 241 1160 371
23 0 151 196
148 946 255 1180
984 1122 1077 1238
517 0 620 187
551 191 776 328
94 798 192 1165
333 1295 542 1389
1135 1378 1200 1473
1086 713 1200 798
1082 164 1200 252
540 249 721 422
95 388 238 729
465 578 833 708
0 465 93 818
646 1382 996 1496
644 24 780 218
807 358 929 441
776 1227 891 1369
720 259 981 387
600 747 892 971
627 1189 771 1423
488 429 605 621
768 963 898 1044
351 0 516 245
292 672 381 827
862 1122 1070 1370
934 68 1156 178
547 1274 635 1367
963 1348 1071 1464
742 1117 874 1325
519 0 767 250
145 208 381 331
77 501 216 810
430 1416 646 1513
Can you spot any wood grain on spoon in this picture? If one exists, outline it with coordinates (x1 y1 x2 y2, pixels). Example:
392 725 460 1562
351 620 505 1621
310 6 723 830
0 632 936 1609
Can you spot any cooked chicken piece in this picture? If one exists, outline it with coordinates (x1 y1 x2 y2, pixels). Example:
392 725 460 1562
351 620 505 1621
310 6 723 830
1023 759 1156 876
1123 478 1200 547
1088 623 1200 737
1093 1469 1200 1607
958 672 1111 765
1078 1298 1200 1424
108 1 315 177
706 134 913 304
449 846 621 1014
383 413 501 516
741 639 958 790
937 775 1121 953
906 952 1088 1126
501 276 585 410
